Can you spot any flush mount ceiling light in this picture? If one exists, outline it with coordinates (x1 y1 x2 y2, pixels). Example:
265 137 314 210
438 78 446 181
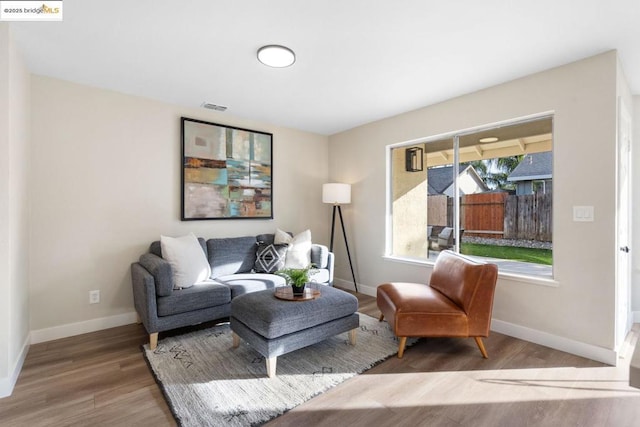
479 136 499 143
257 45 296 68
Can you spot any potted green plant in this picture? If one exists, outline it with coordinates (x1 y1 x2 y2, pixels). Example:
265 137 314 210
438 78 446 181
276 265 316 296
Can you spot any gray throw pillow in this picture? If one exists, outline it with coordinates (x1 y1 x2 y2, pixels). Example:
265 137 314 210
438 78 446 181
254 243 288 273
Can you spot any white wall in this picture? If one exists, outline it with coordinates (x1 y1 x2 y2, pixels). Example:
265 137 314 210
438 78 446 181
633 95 640 317
0 23 31 398
616 57 634 343
329 51 620 359
29 76 330 335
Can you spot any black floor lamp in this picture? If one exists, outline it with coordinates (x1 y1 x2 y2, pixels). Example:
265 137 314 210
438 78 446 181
322 183 358 293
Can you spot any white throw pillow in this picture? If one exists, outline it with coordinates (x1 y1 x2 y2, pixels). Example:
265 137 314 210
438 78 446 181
160 233 212 289
274 228 312 269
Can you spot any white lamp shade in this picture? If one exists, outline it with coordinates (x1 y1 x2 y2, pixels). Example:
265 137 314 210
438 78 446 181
322 183 351 204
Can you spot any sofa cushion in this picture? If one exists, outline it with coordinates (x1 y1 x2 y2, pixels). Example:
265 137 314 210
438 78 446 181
275 228 312 268
254 243 288 273
216 273 286 298
160 233 211 289
207 236 258 278
255 233 276 245
309 268 330 284
156 281 230 317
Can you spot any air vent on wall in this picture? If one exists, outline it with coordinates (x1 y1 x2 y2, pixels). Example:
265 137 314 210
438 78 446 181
201 102 227 112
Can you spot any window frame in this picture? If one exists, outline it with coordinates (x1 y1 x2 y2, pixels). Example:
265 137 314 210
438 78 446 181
385 112 555 281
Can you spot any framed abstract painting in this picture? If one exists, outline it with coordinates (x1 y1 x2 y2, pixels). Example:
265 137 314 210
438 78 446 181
181 117 273 220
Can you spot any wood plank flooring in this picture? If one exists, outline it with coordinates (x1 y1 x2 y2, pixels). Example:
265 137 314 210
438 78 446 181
1 291 639 426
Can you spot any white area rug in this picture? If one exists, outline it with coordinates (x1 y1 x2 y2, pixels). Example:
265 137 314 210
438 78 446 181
143 313 409 426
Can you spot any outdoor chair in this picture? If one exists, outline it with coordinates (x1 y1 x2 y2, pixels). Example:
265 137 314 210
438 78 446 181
427 227 464 256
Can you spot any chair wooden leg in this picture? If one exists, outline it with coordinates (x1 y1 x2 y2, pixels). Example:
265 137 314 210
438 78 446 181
397 336 407 358
474 337 488 358
378 313 384 322
149 333 158 350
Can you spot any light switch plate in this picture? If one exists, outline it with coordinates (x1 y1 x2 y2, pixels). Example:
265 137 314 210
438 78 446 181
573 206 594 222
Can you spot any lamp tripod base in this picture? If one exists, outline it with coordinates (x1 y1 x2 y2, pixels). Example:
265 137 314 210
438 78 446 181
329 205 358 293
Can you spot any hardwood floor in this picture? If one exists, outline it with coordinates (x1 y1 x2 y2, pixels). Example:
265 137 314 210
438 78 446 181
1 291 639 426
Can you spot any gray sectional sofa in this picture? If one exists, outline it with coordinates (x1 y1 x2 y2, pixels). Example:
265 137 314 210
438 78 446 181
131 233 334 349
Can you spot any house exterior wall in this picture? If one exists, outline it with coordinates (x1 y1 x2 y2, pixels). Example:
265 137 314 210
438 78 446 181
391 146 429 258
329 51 619 356
443 169 486 197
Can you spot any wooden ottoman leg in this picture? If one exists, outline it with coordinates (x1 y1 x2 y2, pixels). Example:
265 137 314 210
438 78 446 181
266 356 277 378
378 313 384 321
397 336 407 358
232 332 240 348
348 328 357 345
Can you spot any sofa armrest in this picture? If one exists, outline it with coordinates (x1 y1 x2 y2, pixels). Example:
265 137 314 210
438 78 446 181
138 253 174 296
326 251 335 286
309 244 334 286
311 244 329 268
131 262 160 334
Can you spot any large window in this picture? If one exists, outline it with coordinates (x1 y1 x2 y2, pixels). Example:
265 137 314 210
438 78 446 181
388 116 553 278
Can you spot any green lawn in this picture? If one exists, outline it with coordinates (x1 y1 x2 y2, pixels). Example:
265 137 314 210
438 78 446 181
461 243 552 265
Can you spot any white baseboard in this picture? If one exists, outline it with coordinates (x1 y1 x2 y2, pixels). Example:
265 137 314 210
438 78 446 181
30 312 138 344
491 319 618 366
333 278 376 297
633 311 640 324
0 333 30 398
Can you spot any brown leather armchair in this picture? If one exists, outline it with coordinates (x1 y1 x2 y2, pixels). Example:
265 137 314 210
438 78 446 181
377 250 498 358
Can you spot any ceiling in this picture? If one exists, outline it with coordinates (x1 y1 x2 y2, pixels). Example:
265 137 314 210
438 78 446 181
410 116 553 167
9 0 640 136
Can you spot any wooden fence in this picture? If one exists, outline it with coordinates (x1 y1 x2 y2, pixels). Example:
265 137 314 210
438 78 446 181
427 192 552 242
461 193 507 238
503 193 552 241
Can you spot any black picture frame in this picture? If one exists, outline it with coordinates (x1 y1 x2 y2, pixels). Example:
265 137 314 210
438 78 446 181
181 117 273 220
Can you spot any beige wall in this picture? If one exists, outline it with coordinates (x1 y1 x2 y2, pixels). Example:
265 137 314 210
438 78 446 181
0 23 31 397
29 76 330 332
329 51 620 352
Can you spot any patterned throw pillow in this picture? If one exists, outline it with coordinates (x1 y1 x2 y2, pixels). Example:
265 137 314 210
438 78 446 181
254 243 288 273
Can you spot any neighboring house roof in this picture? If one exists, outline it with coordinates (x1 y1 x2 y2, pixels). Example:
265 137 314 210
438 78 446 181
427 165 488 195
428 166 455 195
507 152 553 182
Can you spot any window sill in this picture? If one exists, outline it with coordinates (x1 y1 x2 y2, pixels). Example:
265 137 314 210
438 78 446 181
382 254 559 288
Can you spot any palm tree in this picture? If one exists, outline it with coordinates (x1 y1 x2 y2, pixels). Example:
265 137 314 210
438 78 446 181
466 155 523 190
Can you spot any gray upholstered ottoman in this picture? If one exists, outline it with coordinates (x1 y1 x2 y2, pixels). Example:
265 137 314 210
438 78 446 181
230 285 359 377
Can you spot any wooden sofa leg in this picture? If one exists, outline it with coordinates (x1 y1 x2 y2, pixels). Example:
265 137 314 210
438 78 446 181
474 337 488 358
397 336 407 358
149 333 158 350
232 332 241 348
378 313 384 321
